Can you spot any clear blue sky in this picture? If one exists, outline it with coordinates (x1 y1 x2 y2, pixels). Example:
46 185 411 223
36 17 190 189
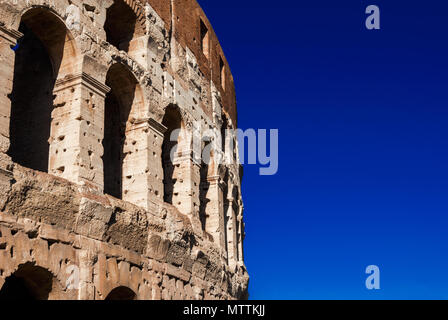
198 0 448 299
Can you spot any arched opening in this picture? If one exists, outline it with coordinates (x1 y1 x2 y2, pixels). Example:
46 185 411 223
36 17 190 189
8 8 77 172
0 263 56 300
103 63 143 199
232 187 241 262
225 185 239 265
105 286 136 300
161 106 184 204
221 115 229 154
222 170 232 263
199 140 212 231
104 0 144 53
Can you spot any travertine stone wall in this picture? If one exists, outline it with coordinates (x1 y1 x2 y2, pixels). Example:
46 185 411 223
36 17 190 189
0 0 247 300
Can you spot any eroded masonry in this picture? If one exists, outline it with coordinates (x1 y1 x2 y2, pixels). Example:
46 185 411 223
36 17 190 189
0 0 248 300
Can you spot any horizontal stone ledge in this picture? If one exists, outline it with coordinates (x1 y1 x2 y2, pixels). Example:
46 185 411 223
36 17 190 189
39 223 75 244
0 25 23 44
164 263 191 282
54 72 111 96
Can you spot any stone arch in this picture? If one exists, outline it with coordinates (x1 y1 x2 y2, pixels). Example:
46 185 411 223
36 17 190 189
0 262 63 300
225 183 239 267
221 112 238 165
7 7 80 173
93 257 149 300
105 286 137 300
223 114 237 165
161 104 188 205
232 186 241 262
104 0 146 54
103 62 146 200
199 135 214 232
160 103 200 215
13 6 80 77
221 114 229 154
221 113 238 166
236 203 245 264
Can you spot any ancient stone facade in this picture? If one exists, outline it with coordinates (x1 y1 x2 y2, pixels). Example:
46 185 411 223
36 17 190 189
0 0 248 300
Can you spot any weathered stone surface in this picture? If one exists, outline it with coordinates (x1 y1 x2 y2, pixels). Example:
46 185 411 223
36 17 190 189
0 0 248 300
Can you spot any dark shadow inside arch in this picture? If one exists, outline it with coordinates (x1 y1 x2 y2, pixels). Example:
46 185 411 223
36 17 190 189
8 22 53 172
105 286 136 300
221 115 229 154
199 141 211 231
222 170 230 254
0 263 54 300
161 105 182 204
103 63 136 199
7 8 70 172
104 0 141 52
8 8 74 173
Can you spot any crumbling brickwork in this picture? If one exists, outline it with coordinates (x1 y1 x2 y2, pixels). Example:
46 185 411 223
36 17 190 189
0 0 248 300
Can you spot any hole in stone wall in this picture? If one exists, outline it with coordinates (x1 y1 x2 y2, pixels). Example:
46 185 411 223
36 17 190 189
104 0 144 53
47 239 57 249
26 230 38 239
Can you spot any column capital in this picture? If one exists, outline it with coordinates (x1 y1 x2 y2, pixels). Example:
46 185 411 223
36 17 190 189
54 72 111 97
0 25 23 45
207 175 220 184
147 117 168 136
172 150 202 167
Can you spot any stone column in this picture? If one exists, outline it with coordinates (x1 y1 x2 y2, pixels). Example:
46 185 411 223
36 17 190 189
50 72 110 190
122 118 167 209
78 249 95 300
204 175 226 250
0 25 22 166
171 149 201 218
237 205 245 264
225 194 238 269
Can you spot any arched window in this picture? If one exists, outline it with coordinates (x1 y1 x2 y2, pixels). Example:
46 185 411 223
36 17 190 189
8 9 77 172
224 182 239 266
222 169 230 250
199 141 212 231
105 286 136 300
161 106 184 204
103 63 144 199
104 0 145 54
0 263 57 300
221 115 229 154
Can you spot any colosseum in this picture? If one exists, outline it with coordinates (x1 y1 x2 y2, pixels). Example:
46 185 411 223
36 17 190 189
0 0 248 300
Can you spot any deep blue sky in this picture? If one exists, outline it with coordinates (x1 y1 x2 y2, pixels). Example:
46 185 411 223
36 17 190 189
198 0 448 299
